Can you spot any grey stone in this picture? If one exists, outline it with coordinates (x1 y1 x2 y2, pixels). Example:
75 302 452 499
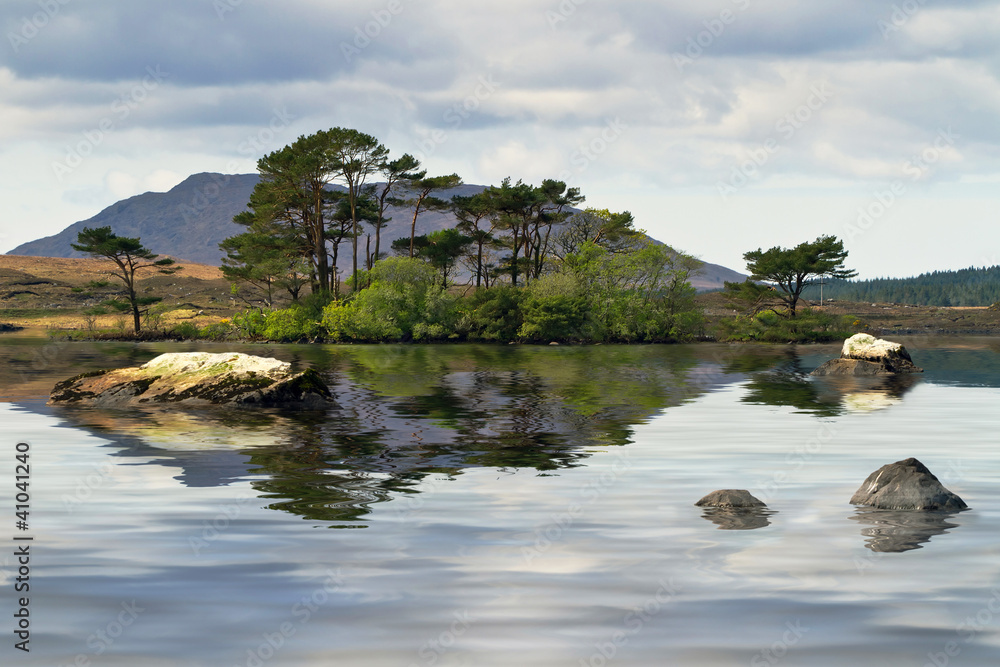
695 489 766 508
49 352 332 408
850 457 968 511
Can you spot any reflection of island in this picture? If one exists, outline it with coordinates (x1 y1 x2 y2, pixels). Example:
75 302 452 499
850 507 964 552
46 345 738 526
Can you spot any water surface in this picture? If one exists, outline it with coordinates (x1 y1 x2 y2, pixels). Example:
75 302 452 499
1 334 998 665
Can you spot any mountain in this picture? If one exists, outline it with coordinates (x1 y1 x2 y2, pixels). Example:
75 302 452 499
8 172 744 290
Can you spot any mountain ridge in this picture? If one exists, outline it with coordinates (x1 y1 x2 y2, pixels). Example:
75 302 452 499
8 172 746 291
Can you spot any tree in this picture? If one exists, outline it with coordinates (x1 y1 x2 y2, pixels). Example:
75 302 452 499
220 225 308 307
552 208 640 259
738 235 857 317
404 174 463 257
453 191 498 288
372 154 424 268
325 128 389 292
72 226 179 333
408 228 473 287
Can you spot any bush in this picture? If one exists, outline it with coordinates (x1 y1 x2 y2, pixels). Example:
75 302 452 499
718 308 860 343
458 286 524 341
170 322 200 340
518 273 589 342
261 307 324 342
198 321 234 341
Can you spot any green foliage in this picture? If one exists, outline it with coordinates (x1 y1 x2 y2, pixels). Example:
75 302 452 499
718 308 860 343
100 299 132 313
458 286 525 341
743 235 856 317
564 242 704 342
261 307 324 342
322 257 454 342
198 322 234 342
170 322 200 340
517 273 589 342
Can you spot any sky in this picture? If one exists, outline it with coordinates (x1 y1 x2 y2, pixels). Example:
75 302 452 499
1 0 999 278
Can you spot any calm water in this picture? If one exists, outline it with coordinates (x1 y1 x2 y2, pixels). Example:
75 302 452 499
1 333 999 666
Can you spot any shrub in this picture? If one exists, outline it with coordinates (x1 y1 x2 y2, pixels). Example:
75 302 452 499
170 322 200 339
261 307 324 342
458 286 524 341
518 273 588 342
718 308 860 343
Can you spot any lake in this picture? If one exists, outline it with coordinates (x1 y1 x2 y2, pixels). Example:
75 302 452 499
1 333 999 666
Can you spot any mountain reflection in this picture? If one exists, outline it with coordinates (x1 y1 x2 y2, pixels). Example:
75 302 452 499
850 508 965 552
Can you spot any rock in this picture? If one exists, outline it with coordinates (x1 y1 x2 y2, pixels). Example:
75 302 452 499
695 489 766 508
49 352 332 408
849 457 968 511
811 333 922 376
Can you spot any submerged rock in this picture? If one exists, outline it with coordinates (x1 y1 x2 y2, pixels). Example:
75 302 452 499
811 333 922 376
695 489 766 508
49 352 332 408
849 457 967 511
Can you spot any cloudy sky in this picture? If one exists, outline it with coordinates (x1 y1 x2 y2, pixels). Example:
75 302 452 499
2 0 998 277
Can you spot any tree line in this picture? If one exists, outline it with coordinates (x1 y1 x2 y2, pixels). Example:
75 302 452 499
800 265 1000 307
210 126 706 343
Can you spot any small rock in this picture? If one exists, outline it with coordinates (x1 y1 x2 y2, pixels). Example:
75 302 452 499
695 489 766 508
850 457 967 511
812 333 922 376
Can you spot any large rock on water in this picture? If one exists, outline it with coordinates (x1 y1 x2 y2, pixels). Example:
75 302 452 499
850 458 967 511
811 333 922 376
49 352 332 408
695 489 766 508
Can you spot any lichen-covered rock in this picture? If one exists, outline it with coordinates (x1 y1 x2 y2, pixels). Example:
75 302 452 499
694 489 766 508
811 333 922 376
850 457 967 511
49 352 332 408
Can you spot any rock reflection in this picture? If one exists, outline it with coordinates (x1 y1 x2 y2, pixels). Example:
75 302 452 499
699 507 775 530
850 507 964 552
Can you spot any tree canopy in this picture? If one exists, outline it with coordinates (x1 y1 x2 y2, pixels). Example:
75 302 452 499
728 235 857 317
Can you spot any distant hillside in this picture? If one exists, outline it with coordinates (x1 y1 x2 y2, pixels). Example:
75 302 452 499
8 172 743 290
803 266 1000 307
